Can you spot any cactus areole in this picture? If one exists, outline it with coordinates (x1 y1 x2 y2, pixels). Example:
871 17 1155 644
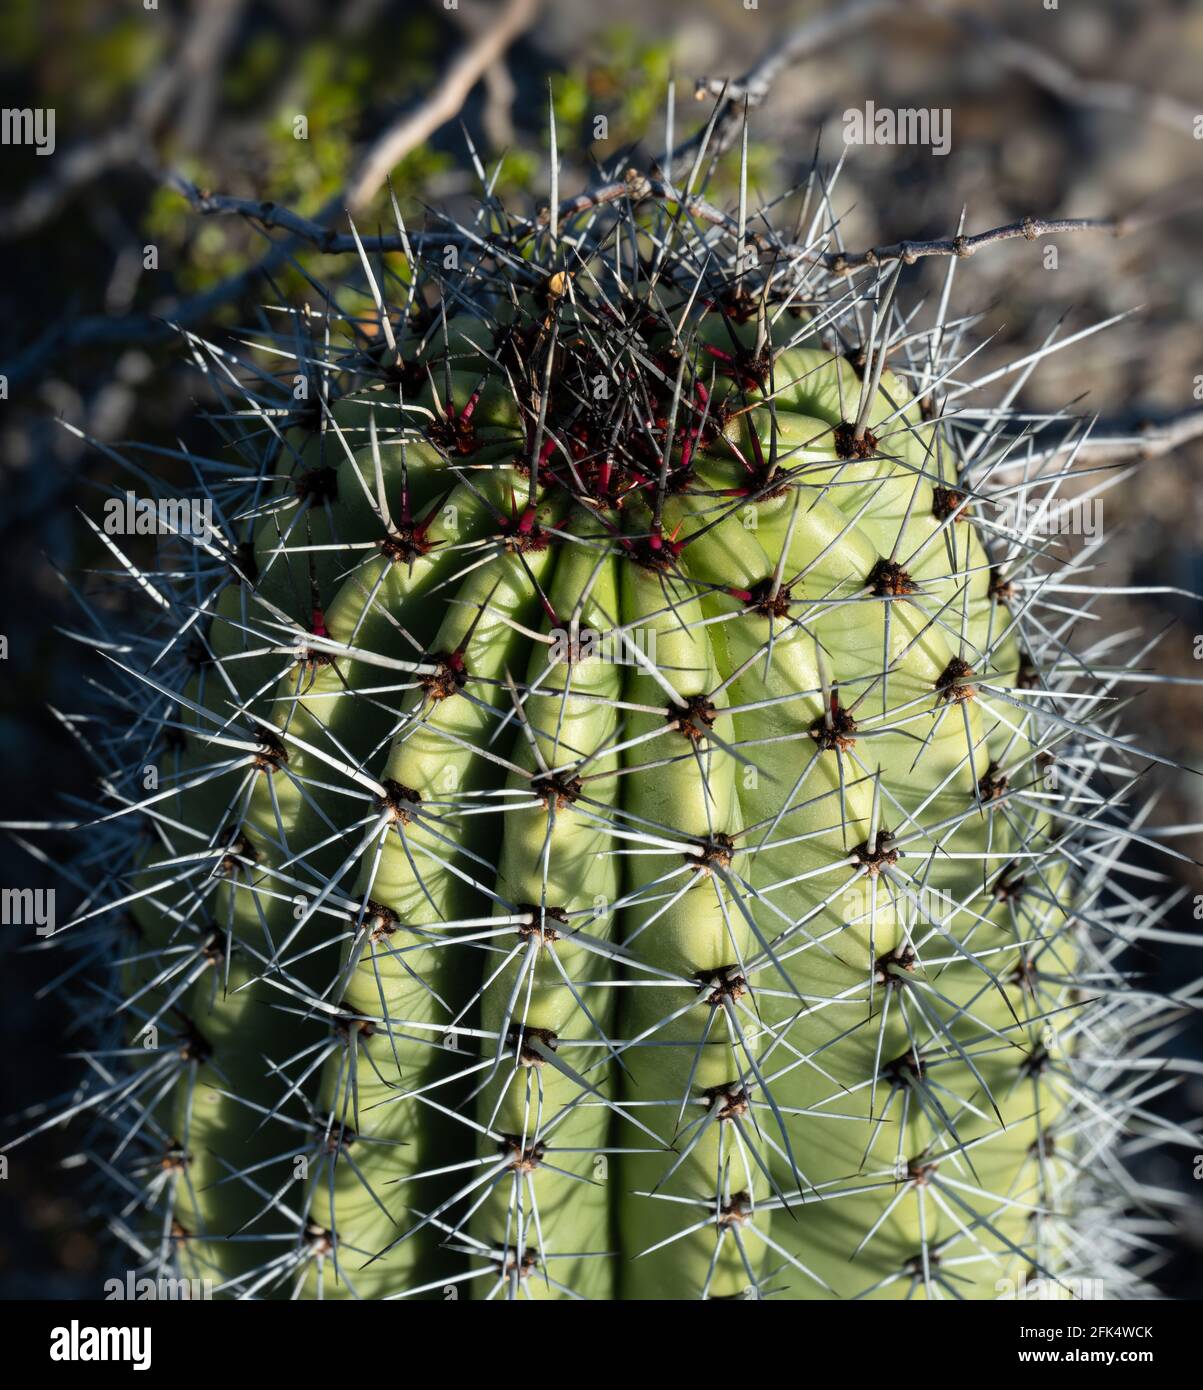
13 158 1192 1302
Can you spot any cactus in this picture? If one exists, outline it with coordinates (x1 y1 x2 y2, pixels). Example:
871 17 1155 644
7 135 1199 1303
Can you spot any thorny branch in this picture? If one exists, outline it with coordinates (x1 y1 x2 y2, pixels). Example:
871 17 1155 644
0 166 1186 396
30 165 1193 463
78 165 1203 272
552 174 1178 276
822 214 1128 274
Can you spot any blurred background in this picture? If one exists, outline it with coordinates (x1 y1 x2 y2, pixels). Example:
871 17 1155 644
1 0 1201 1298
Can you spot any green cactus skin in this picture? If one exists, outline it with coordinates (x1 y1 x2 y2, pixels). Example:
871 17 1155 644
7 166 1192 1303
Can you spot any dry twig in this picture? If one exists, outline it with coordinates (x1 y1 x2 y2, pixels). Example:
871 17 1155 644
345 0 539 209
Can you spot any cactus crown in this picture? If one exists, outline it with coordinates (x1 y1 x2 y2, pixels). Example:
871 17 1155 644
7 125 1197 1302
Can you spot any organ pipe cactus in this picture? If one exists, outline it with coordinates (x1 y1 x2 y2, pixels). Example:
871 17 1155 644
7 136 1200 1303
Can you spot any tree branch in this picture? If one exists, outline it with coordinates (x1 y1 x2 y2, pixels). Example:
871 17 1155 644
4 165 1177 393
822 215 1126 276
930 1 1201 140
1069 410 1203 463
345 0 540 210
557 173 1176 280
